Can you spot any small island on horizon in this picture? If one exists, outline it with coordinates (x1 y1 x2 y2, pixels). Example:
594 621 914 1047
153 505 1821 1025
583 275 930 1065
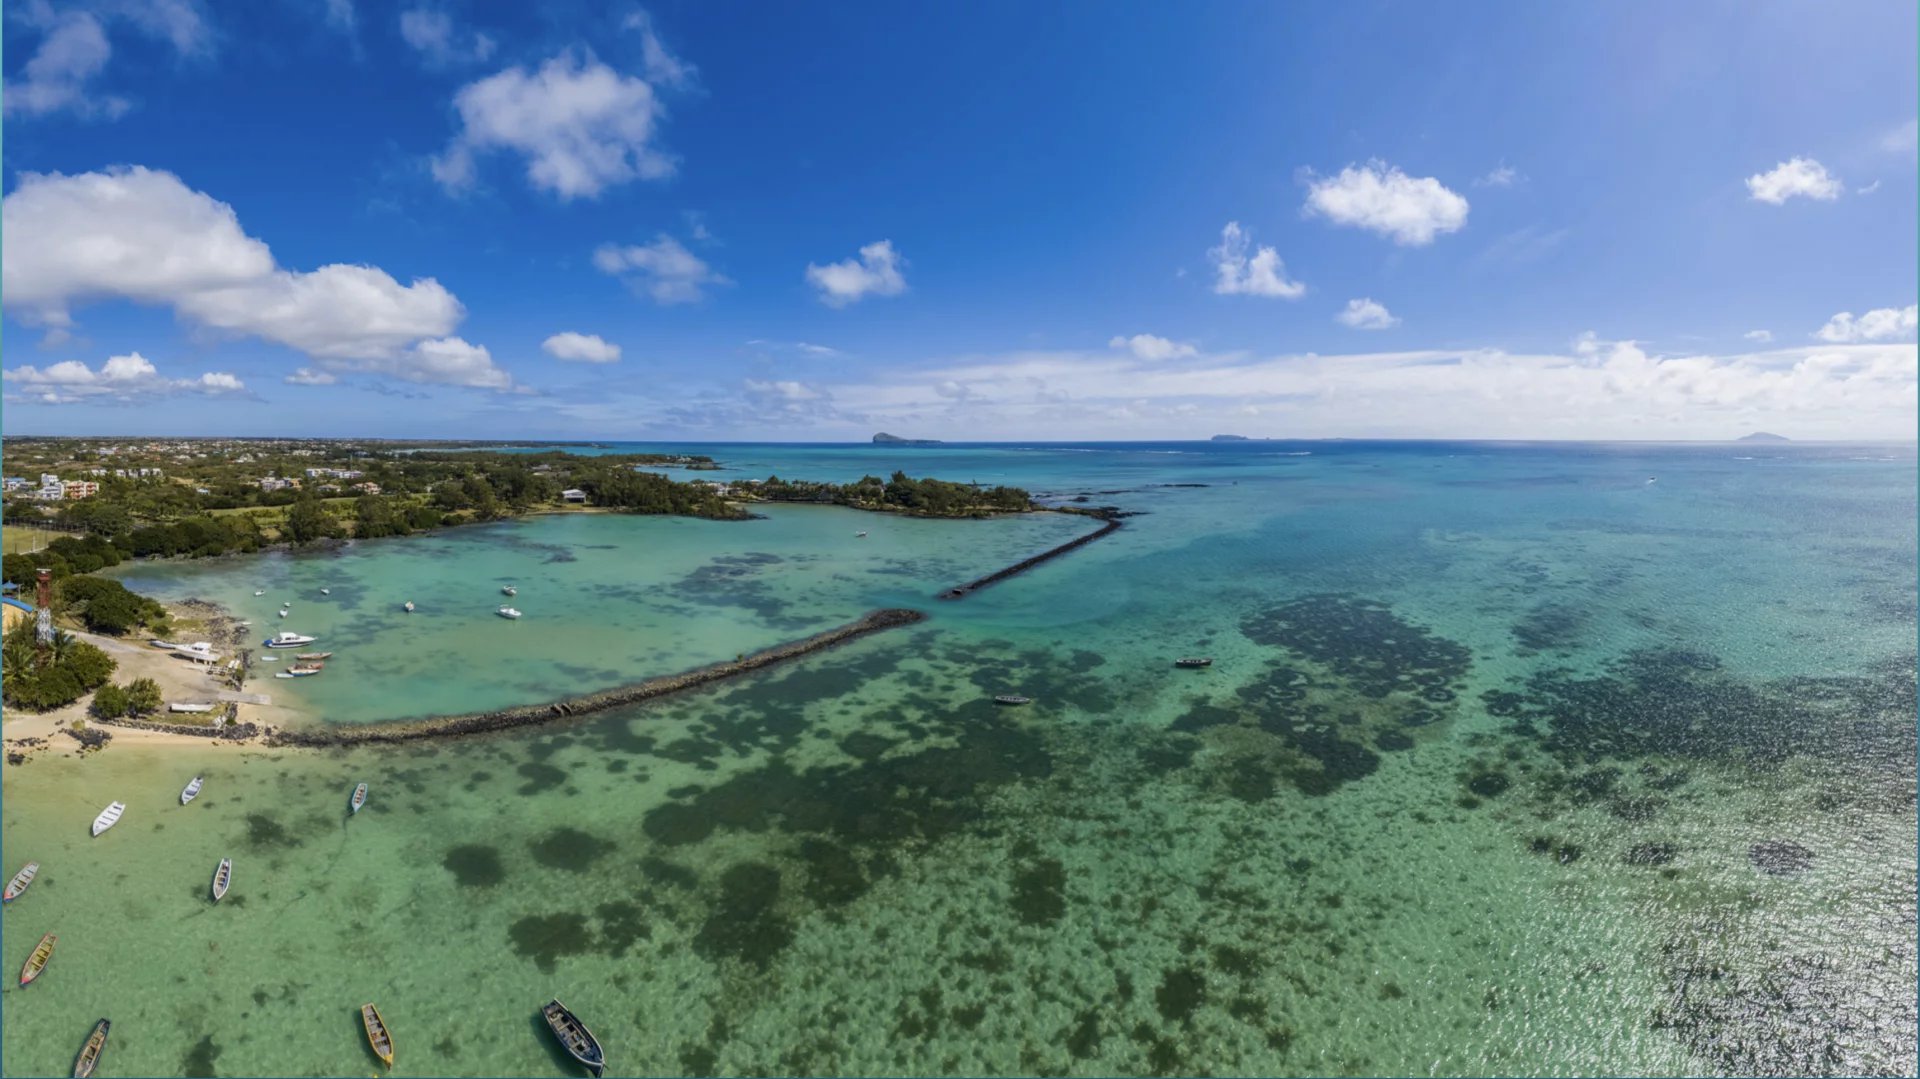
873 432 943 446
1736 432 1791 442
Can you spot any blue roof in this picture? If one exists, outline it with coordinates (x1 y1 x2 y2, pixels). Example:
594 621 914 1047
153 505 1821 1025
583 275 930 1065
1 597 36 613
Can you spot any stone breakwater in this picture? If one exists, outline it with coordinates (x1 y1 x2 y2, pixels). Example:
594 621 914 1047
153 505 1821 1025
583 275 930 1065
938 513 1124 600
265 608 929 747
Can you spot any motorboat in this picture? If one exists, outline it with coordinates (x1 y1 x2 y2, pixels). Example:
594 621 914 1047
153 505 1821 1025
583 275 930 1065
20 933 55 987
73 1019 110 1079
210 858 232 903
501 585 518 597
264 632 317 648
320 588 331 595
497 606 522 619
181 776 204 804
4 862 39 903
403 601 415 613
91 802 125 837
350 782 369 815
362 1003 394 1068
253 590 265 597
855 531 869 538
278 608 290 619
541 999 605 1078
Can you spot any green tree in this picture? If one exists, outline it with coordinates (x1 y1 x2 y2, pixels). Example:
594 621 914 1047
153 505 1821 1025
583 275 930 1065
1 624 116 712
124 677 163 716
91 683 130 719
282 495 337 544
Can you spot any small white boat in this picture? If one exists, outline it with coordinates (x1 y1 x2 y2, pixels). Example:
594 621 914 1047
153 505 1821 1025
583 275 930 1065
263 632 317 649
403 601 416 613
350 782 368 815
501 585 518 596
91 802 125 837
149 639 179 650
497 606 522 620
3 862 39 903
275 666 322 678
169 702 216 713
855 531 868 538
254 590 265 597
320 588 331 595
180 776 204 805
235 620 251 628
278 608 290 618
210 858 232 903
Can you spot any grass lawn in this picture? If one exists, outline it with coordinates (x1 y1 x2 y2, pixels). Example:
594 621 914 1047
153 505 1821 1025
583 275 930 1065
2 525 64 554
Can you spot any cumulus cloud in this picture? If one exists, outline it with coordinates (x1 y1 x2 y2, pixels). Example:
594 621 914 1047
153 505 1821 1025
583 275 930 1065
285 367 339 386
1746 157 1842 204
399 8 496 67
1815 305 1918 343
1108 334 1197 360
0 166 516 390
542 331 621 363
1304 161 1469 245
3 351 249 404
434 51 676 200
623 9 695 90
805 240 908 307
592 235 728 304
3 1 207 120
1336 298 1400 330
1207 222 1305 299
1744 329 1773 343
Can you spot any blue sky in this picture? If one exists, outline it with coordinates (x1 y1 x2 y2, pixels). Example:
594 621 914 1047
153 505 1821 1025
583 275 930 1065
3 0 1916 439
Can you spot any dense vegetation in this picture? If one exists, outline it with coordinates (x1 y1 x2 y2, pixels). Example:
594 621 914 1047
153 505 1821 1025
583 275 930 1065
55 575 172 636
90 677 163 720
1 623 116 712
741 471 1033 516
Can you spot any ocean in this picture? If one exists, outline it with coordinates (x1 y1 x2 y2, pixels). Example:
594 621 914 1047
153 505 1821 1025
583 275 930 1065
3 440 1914 1077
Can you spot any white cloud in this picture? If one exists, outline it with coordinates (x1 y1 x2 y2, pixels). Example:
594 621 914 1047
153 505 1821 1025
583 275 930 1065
542 331 622 363
1108 334 1197 360
285 367 339 386
1815 305 1918 343
592 235 728 304
1207 222 1305 299
1744 329 1773 343
1857 180 1882 195
325 0 356 32
0 166 516 390
3 351 248 404
1881 119 1918 155
434 52 675 200
623 9 695 90
399 8 496 67
1336 298 1400 330
1304 161 1470 245
805 240 908 307
2 1 208 119
1746 157 1842 204
325 336 513 390
1475 165 1520 188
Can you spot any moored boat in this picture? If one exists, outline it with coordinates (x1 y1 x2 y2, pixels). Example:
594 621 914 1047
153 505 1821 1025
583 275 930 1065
20 933 55 987
993 695 1033 706
362 1003 394 1068
350 782 369 815
211 858 232 902
275 666 322 678
264 631 316 648
502 585 518 596
4 862 39 902
181 776 204 804
278 608 290 618
254 589 265 596
497 606 522 619
72 1019 109 1079
403 601 415 613
293 651 334 661
91 802 125 837
541 999 605 1077
855 530 869 538
1174 657 1214 669
321 588 331 595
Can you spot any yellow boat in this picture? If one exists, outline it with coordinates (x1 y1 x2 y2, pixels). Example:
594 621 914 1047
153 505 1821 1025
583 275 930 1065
361 1003 394 1068
20 933 55 987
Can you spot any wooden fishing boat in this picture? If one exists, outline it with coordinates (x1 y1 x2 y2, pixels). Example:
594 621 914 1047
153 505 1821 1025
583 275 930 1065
4 861 39 902
1174 657 1214 669
541 999 605 1077
91 802 125 837
72 1019 109 1079
293 651 334 661
181 776 204 804
993 695 1032 706
361 1002 394 1068
20 933 55 987
350 782 369 815
211 858 232 903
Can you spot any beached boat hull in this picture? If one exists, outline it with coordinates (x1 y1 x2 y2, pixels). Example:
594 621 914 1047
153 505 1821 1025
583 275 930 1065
362 1003 394 1067
72 1019 109 1079
542 999 605 1077
21 933 55 987
4 862 38 902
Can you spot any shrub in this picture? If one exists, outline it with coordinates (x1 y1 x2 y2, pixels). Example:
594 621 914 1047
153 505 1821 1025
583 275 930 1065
1 624 116 712
91 683 130 719
124 677 163 717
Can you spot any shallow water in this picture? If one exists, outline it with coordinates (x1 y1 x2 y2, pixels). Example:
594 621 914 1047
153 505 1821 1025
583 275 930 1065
4 441 1914 1077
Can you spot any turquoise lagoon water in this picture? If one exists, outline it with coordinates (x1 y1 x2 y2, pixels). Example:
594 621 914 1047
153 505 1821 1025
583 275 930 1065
2 440 1914 1077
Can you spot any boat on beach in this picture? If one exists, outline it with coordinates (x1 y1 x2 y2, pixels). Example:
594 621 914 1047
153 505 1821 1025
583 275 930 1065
350 782 369 815
294 651 334 661
20 933 55 987
1174 657 1214 669
72 1019 109 1079
362 1003 394 1068
541 999 605 1077
993 694 1033 706
181 776 204 804
91 802 125 837
4 862 40 902
211 858 232 902
264 631 317 648
497 606 522 619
